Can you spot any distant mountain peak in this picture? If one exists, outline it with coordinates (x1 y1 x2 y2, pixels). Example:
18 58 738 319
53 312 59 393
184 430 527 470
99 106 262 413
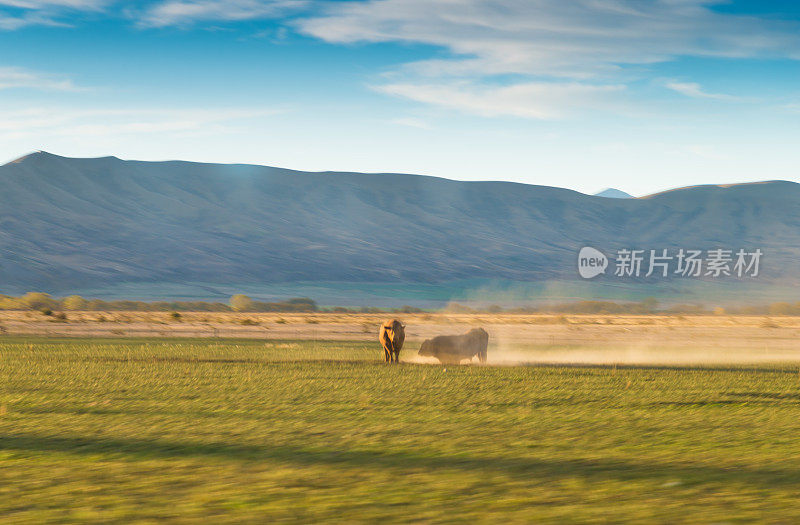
5 150 52 165
594 188 634 199
4 151 121 167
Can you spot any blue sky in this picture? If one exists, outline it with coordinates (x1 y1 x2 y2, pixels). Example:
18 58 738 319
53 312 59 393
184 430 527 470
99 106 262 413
1 0 800 195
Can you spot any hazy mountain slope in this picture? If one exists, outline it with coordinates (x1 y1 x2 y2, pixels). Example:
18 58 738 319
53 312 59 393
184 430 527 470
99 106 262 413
1 152 798 294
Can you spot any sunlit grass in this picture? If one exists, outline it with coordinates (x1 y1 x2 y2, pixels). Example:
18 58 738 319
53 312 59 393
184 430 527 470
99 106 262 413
1 337 800 522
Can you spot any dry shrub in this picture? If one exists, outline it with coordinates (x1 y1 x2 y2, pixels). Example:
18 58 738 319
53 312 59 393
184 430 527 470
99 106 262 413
761 318 779 329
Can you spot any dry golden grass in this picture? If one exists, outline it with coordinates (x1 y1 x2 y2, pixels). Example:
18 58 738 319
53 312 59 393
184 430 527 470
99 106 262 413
0 311 799 366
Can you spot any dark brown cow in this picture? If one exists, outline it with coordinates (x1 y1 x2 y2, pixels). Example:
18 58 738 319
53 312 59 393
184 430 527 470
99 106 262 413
418 328 488 364
379 319 405 363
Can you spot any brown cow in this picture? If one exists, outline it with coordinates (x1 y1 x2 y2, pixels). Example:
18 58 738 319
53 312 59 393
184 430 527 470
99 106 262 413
379 319 405 363
418 328 488 365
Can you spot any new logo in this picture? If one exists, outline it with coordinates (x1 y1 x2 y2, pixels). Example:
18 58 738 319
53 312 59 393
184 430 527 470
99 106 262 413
578 247 608 279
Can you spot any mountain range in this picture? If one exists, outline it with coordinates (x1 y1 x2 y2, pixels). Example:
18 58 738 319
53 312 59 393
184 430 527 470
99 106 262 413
1 152 798 301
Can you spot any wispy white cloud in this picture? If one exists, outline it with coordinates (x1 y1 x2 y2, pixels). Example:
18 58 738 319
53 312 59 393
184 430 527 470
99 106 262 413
2 0 798 121
298 0 800 118
378 81 625 119
0 67 81 91
0 107 284 139
0 0 106 8
0 12 53 29
1 0 309 29
0 0 109 28
301 0 800 79
137 0 307 27
665 81 743 101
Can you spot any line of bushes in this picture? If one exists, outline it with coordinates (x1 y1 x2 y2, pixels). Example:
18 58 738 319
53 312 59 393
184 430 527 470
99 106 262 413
0 293 318 313
3 293 800 316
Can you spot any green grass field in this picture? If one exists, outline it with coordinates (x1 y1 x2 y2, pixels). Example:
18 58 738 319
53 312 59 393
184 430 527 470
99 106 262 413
2 337 800 523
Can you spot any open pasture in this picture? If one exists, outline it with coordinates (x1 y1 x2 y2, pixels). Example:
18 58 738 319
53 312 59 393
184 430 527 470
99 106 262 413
1 334 800 522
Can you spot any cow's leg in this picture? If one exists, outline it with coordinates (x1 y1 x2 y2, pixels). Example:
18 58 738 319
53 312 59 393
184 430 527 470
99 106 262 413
393 350 399 363
381 331 393 363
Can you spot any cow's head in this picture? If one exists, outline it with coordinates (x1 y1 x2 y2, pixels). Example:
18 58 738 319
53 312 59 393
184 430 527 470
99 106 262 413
418 340 433 356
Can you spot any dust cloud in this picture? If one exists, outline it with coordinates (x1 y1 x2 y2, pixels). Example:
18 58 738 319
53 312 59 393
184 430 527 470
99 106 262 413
486 344 800 368
401 320 800 368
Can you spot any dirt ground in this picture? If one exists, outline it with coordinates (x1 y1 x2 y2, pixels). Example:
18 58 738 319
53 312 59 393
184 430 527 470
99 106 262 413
2 311 799 366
